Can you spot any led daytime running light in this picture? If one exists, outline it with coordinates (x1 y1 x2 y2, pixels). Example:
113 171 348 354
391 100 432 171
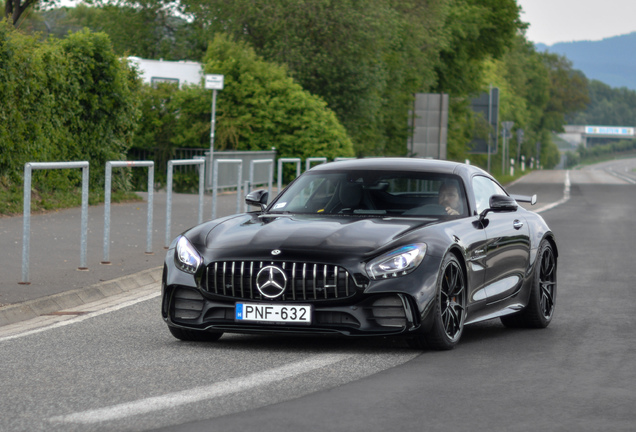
175 236 202 274
367 243 426 280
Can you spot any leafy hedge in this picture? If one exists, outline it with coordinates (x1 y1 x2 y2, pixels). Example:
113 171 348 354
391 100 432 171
203 34 354 160
0 21 141 192
130 34 354 189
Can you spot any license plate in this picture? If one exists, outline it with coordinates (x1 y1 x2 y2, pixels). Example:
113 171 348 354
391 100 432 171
235 303 312 325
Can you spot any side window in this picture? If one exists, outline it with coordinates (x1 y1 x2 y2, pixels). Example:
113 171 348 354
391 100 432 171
472 176 507 214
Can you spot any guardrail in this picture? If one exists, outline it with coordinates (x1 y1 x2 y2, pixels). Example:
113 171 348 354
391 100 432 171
21 161 89 284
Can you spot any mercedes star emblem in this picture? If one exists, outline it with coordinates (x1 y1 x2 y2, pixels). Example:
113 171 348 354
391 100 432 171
256 265 287 298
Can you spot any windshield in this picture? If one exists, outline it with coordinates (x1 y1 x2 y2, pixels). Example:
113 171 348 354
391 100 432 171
269 170 468 217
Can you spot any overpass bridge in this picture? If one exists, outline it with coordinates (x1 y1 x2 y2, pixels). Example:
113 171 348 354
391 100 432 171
558 125 634 148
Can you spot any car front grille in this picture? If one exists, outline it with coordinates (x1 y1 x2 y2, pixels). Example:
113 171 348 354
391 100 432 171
203 261 361 301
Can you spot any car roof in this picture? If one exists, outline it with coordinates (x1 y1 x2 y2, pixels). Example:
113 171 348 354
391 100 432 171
311 157 488 178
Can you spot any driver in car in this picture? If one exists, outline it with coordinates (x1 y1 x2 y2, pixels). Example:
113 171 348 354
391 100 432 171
438 183 461 216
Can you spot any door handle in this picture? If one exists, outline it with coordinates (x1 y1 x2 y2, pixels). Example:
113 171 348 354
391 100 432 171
513 220 524 230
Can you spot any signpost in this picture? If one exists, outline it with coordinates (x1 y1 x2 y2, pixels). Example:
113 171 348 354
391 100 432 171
205 74 224 185
516 129 524 166
501 121 514 175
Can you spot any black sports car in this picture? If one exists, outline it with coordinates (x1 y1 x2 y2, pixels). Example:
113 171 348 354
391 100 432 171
162 158 557 350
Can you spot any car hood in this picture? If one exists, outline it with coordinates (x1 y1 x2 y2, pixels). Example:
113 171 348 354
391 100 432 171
202 214 437 260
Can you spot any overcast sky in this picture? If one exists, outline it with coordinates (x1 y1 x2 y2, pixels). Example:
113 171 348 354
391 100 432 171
517 0 636 45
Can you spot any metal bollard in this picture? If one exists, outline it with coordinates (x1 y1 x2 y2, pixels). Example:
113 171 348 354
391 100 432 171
165 158 205 248
102 161 154 264
21 161 89 284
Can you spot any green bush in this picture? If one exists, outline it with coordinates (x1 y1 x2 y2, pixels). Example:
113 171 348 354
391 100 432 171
0 22 141 195
130 34 354 189
203 34 354 160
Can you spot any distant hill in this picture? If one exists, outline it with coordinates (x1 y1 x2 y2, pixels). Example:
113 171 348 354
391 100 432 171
536 32 636 90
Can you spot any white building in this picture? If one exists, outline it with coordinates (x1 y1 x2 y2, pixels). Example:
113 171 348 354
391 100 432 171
127 57 203 88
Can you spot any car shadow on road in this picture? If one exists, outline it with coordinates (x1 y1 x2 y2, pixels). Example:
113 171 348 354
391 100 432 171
159 319 553 353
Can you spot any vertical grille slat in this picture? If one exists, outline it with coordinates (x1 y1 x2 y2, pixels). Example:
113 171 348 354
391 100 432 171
205 261 359 301
230 262 236 297
214 263 218 294
334 266 339 299
249 262 254 299
222 262 227 296
240 262 245 298
323 265 328 299
292 263 297 300
302 263 307 300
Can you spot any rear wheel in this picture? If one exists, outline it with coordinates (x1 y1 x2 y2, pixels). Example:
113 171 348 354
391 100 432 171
168 326 223 342
409 253 466 350
501 240 557 328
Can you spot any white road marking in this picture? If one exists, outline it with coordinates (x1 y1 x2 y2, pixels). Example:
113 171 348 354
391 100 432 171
605 168 636 184
0 291 160 343
50 353 351 424
534 170 570 214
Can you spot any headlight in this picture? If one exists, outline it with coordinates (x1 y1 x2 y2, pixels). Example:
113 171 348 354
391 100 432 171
366 243 426 280
175 236 202 274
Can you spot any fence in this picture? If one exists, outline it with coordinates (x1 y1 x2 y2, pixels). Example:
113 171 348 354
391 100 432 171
17 154 337 283
127 148 277 191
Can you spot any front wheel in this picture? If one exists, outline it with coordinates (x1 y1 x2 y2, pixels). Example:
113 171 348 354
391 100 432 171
168 326 223 342
501 240 557 328
409 253 466 350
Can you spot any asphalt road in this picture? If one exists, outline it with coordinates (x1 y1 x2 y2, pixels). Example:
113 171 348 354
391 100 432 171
1 160 635 432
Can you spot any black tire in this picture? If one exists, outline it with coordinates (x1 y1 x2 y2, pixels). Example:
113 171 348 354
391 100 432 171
501 240 557 328
168 326 223 342
409 253 467 350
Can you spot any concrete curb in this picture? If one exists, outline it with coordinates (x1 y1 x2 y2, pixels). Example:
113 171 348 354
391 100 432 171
0 267 163 327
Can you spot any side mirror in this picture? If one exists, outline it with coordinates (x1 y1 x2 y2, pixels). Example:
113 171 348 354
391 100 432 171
245 189 269 211
479 194 518 222
489 194 518 212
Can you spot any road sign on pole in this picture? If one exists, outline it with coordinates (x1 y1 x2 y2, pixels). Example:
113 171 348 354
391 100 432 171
205 74 224 185
205 74 224 90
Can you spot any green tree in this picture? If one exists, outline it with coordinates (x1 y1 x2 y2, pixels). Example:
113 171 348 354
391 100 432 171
0 22 141 189
433 0 524 96
568 79 636 126
180 0 402 155
540 52 589 132
130 34 354 188
4 0 57 26
203 34 355 160
61 1 196 60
